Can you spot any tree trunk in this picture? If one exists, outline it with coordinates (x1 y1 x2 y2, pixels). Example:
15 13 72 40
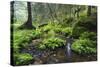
87 6 91 16
11 1 14 24
24 2 33 28
47 4 55 22
20 2 35 29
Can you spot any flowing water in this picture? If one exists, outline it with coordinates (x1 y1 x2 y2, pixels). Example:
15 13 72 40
65 37 73 59
21 38 97 65
66 42 72 61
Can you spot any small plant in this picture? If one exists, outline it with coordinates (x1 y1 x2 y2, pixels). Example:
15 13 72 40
32 28 42 39
72 27 87 38
38 44 46 49
40 23 62 33
13 30 33 53
77 16 97 32
62 27 72 36
79 32 97 40
71 39 97 54
14 53 33 65
41 24 52 32
38 37 65 49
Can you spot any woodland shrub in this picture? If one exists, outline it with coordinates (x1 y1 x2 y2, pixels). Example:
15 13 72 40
79 32 97 41
13 30 33 53
71 39 97 54
38 37 65 50
72 16 97 38
61 27 72 36
32 28 42 39
72 26 87 38
14 53 33 65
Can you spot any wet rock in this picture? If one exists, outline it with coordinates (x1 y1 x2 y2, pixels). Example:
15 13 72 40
34 58 43 64
54 58 59 62
53 54 56 57
32 39 42 46
21 42 97 64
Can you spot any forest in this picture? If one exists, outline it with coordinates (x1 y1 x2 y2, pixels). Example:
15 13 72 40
10 1 97 66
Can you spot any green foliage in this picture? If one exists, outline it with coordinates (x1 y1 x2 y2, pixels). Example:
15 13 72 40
71 39 97 54
13 30 33 53
32 23 62 38
38 37 65 49
33 22 73 50
40 23 62 33
46 30 56 38
77 16 97 31
63 17 74 27
38 44 46 50
72 27 87 38
12 24 34 65
79 11 87 20
79 32 97 40
32 28 42 39
12 3 97 65
39 22 72 36
14 53 33 65
72 14 97 38
62 27 72 36
72 17 97 37
40 23 53 32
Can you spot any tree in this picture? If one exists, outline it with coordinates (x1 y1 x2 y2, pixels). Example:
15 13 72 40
20 2 35 29
11 1 14 24
47 4 55 22
87 6 91 16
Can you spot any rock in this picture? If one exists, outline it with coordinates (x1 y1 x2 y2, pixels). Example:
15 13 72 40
32 39 42 46
34 58 43 64
53 54 56 57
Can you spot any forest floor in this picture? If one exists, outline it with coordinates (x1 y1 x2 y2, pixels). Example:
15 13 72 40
12 22 97 65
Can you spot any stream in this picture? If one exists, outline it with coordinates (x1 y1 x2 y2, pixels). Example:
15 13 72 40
21 38 97 65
